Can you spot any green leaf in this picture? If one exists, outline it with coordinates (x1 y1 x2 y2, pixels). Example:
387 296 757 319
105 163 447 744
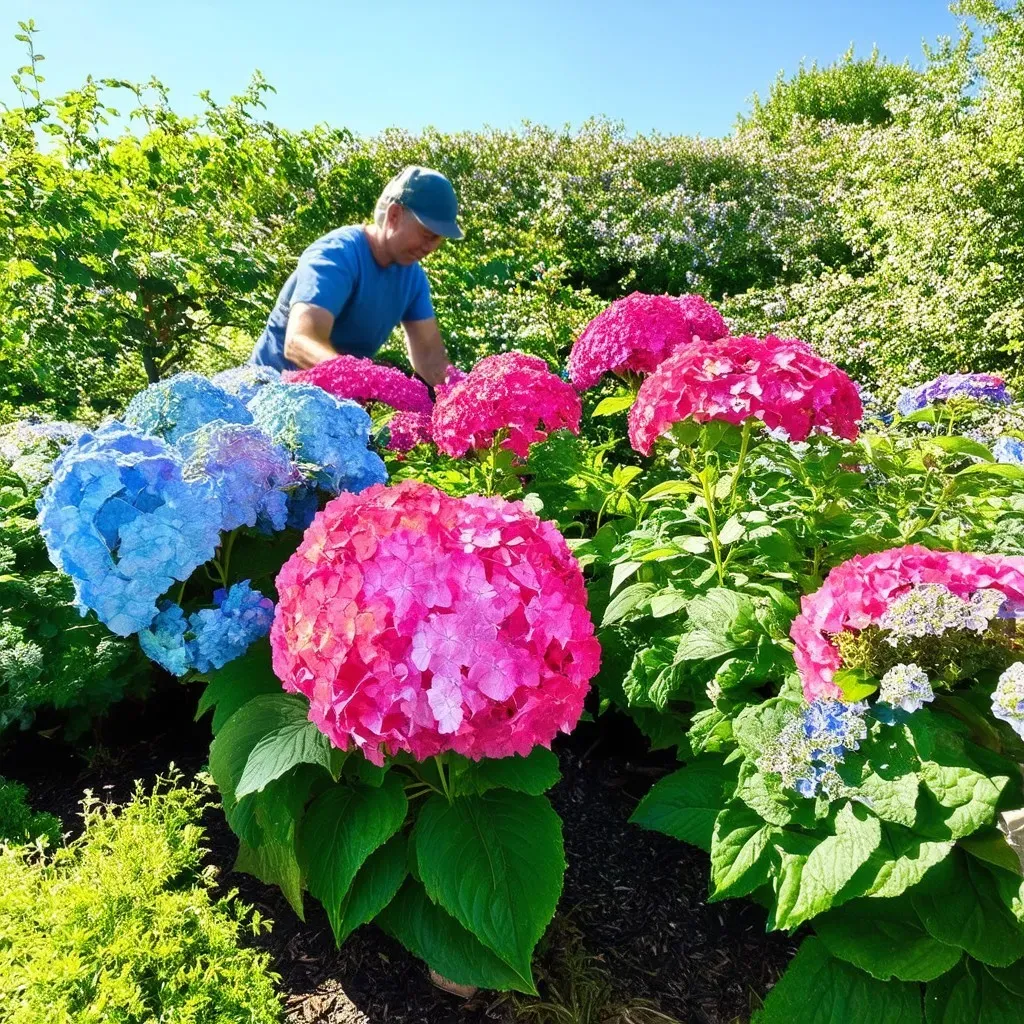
235 836 305 919
413 790 563 986
732 700 801 762
299 774 408 946
771 803 882 931
844 726 920 828
630 760 737 852
917 760 1007 840
957 462 1024 481
235 700 333 799
592 393 635 417
833 668 879 702
925 958 1024 1024
640 480 696 501
378 880 531 992
331 833 409 946
710 803 775 900
609 559 642 595
924 435 994 461
734 762 814 829
911 851 1024 967
622 639 682 710
961 827 1023 876
194 638 284 734
753 938 923 1024
855 825 953 900
457 748 561 796
674 628 740 662
601 582 657 626
649 589 688 618
815 895 961 982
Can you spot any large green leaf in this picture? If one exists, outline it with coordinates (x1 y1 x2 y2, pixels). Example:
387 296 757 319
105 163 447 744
194 638 284 734
710 802 775 899
331 833 409 946
601 582 657 626
911 852 1024 967
456 748 561 797
377 880 530 993
857 826 953 900
815 896 961 982
299 773 408 946
925 958 1024 1023
412 790 564 987
631 760 737 852
754 938 923 1024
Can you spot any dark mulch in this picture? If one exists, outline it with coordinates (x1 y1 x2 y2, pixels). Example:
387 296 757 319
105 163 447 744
1 683 795 1024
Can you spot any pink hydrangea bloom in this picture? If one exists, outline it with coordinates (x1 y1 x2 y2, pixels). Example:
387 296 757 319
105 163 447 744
270 480 601 764
284 354 433 414
431 352 582 458
792 546 1024 700
386 411 433 452
627 334 863 455
568 292 728 391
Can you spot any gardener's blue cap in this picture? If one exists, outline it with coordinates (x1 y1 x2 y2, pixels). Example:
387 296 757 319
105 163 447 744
382 165 463 240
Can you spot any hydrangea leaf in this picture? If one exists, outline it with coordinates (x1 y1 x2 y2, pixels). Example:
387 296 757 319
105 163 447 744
456 747 561 797
710 802 776 899
330 832 409 946
753 937 922 1024
412 790 563 987
925 958 1024 1024
855 824 953 900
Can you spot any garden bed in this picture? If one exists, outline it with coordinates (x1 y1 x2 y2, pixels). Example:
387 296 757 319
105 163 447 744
0 682 794 1024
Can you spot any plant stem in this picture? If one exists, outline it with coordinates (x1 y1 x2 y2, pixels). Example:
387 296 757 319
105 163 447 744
727 418 754 512
434 755 452 803
698 460 725 587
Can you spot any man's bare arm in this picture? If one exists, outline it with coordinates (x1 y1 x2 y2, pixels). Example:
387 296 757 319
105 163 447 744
284 303 338 369
403 317 451 387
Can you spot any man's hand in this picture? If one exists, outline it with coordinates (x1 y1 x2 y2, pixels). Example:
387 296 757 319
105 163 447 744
284 303 338 369
403 317 451 387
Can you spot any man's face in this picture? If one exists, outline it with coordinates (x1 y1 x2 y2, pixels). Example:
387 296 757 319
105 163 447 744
386 205 444 265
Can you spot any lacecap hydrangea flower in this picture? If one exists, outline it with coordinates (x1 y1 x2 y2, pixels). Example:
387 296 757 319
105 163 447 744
248 382 387 495
124 372 252 444
284 354 433 414
878 584 1006 644
627 334 863 455
994 437 1024 466
896 373 1013 417
271 480 601 765
385 410 433 452
568 292 728 390
992 662 1024 740
877 663 935 715
139 580 275 675
211 364 282 405
179 421 298 533
431 352 582 458
37 424 223 636
791 546 1024 701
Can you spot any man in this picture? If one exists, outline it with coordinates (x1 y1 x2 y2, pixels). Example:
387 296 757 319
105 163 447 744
251 165 462 385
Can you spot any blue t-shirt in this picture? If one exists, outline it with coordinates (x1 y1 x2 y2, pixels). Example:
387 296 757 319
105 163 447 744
251 225 434 370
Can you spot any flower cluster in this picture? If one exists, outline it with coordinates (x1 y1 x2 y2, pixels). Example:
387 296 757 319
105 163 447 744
791 546 1024 701
179 422 298 533
124 372 252 444
284 355 433 414
211 364 281 404
568 291 728 391
37 424 223 636
431 352 582 458
757 699 868 799
877 663 935 714
248 382 387 497
627 334 863 455
140 581 275 676
386 411 433 453
896 373 1013 417
994 437 1024 466
878 584 1006 644
992 663 1024 740
271 480 601 764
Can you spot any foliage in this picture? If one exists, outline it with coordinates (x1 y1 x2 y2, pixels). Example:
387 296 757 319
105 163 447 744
0 776 60 847
0 773 283 1023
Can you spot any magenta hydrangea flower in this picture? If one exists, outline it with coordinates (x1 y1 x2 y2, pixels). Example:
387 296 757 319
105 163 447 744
270 480 601 765
431 352 582 458
386 411 433 453
627 334 863 455
284 354 433 414
567 292 728 391
791 546 1024 701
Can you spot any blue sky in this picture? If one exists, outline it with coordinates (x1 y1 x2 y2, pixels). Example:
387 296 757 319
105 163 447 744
1 1 962 138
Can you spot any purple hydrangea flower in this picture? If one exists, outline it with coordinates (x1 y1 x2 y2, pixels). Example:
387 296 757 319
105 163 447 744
36 423 223 636
124 372 252 444
878 663 935 714
994 437 1024 466
896 373 1013 417
248 382 387 495
179 421 298 533
211 365 282 405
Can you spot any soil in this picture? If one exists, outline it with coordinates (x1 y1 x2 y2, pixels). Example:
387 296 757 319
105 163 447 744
0 681 796 1024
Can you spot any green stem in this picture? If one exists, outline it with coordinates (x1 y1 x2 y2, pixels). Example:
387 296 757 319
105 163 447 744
220 529 238 585
698 460 725 587
434 755 452 803
727 419 754 512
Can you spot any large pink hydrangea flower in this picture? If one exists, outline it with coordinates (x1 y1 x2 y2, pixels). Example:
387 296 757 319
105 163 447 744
386 411 433 453
792 545 1024 700
271 480 601 764
431 352 582 458
627 334 863 455
284 355 433 414
568 292 728 391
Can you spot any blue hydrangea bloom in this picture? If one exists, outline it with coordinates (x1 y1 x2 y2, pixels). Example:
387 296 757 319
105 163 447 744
992 662 1024 740
994 437 1024 466
188 581 275 674
248 382 387 495
139 601 191 676
896 373 1013 417
878 663 935 715
37 423 223 636
124 372 252 444
211 365 282 405
285 484 323 531
179 421 297 533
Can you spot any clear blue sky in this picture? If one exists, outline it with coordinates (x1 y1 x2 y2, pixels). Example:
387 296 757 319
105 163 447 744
1 1 962 138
